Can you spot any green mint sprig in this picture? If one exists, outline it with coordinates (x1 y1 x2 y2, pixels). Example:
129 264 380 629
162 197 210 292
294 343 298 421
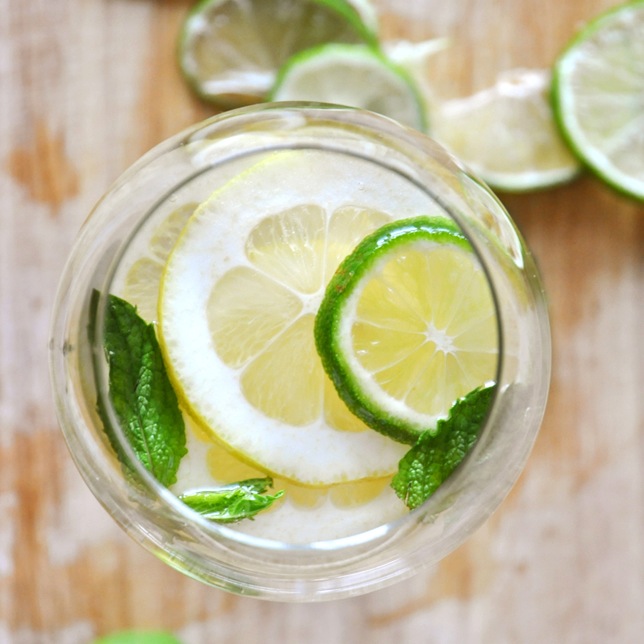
180 478 285 523
96 293 282 522
100 293 187 487
391 384 496 509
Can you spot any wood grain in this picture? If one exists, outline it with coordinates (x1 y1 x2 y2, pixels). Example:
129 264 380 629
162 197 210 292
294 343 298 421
0 0 642 642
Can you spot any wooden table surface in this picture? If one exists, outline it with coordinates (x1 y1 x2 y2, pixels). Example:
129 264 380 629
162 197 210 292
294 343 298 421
1 0 642 642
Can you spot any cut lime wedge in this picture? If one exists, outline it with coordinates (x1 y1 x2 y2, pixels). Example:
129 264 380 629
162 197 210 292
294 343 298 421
178 0 378 108
432 69 581 192
552 0 644 201
270 43 428 131
314 216 499 445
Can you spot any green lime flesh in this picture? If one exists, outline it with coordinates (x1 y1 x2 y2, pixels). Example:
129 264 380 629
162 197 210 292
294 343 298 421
178 0 379 108
314 216 473 445
552 0 644 201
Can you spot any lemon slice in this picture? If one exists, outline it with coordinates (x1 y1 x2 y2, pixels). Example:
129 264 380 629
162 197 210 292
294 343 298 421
269 43 428 131
178 0 378 108
432 69 581 192
159 151 442 485
315 216 499 445
552 1 644 201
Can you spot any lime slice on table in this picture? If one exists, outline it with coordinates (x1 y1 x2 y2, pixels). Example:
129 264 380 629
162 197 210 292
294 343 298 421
314 216 499 445
432 69 581 192
552 0 644 201
158 151 447 485
270 43 428 131
178 0 378 108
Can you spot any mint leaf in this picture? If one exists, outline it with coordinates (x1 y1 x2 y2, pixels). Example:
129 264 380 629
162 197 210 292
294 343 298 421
391 384 496 509
100 294 187 487
179 478 284 523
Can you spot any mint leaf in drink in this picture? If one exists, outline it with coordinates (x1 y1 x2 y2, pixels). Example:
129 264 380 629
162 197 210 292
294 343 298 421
391 384 496 509
100 293 187 487
179 478 284 523
96 292 283 522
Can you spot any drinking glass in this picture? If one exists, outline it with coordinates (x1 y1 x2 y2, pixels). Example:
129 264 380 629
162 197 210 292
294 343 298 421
49 103 550 601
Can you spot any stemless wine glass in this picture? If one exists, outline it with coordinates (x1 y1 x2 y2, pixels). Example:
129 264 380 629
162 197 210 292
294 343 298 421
49 103 550 601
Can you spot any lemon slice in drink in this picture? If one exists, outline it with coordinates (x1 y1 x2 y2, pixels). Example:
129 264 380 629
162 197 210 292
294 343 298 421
552 1 644 201
158 151 444 485
178 0 378 108
315 216 499 445
270 43 428 131
432 69 581 192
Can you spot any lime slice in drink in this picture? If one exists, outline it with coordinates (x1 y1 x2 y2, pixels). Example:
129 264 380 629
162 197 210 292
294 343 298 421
314 216 499 445
158 151 445 485
552 1 644 201
270 43 428 131
178 0 378 108
432 69 581 192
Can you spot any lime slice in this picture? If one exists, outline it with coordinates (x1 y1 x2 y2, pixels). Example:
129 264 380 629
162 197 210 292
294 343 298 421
552 1 644 201
158 151 441 485
314 216 499 445
270 43 428 131
178 0 378 108
432 69 581 192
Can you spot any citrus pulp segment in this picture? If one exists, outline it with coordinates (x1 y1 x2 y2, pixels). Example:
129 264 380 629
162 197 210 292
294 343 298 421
315 217 499 445
270 43 428 131
159 151 443 485
178 0 378 108
552 1 644 201
432 69 581 192
120 204 197 322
